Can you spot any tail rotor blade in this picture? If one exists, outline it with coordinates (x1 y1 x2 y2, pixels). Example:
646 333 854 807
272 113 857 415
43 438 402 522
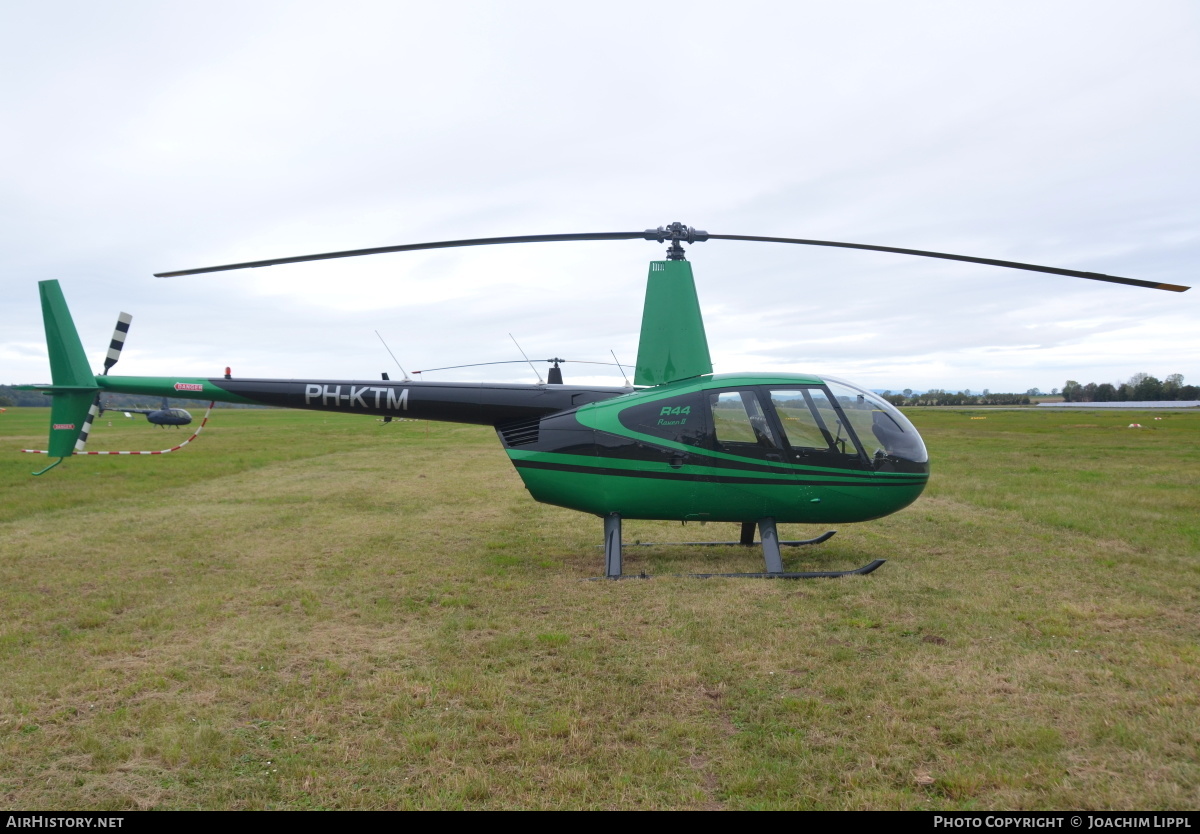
103 312 133 375
74 394 101 454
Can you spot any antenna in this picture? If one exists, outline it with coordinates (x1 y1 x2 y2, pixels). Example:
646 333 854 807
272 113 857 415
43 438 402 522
509 334 544 384
610 350 631 387
374 330 410 381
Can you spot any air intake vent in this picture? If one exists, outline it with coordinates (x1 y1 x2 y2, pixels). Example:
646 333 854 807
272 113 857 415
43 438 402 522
498 419 540 447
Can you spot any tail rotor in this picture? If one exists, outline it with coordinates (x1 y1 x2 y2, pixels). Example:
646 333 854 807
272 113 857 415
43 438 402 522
76 312 133 455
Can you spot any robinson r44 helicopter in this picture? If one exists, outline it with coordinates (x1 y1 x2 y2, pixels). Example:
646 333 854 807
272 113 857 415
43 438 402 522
104 397 194 427
21 223 1188 578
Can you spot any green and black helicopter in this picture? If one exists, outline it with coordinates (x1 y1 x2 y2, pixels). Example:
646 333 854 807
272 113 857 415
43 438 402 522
22 223 1189 578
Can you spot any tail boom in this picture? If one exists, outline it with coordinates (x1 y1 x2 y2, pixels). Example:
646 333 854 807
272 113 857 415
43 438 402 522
97 375 628 426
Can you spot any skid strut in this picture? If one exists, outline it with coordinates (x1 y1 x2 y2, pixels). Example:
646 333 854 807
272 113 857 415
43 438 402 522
595 515 880 580
604 513 623 578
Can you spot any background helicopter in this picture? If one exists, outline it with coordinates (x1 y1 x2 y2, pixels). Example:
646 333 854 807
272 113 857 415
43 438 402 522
21 223 1188 579
103 397 194 428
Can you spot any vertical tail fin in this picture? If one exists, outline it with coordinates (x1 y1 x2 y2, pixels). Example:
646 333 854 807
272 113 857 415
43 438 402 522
38 280 98 459
633 260 713 386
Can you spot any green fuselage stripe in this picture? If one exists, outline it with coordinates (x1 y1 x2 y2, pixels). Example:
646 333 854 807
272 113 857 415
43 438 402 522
505 448 927 484
511 458 924 488
98 376 256 404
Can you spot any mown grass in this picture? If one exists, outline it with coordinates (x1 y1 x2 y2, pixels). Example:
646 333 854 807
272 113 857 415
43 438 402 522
0 405 1197 809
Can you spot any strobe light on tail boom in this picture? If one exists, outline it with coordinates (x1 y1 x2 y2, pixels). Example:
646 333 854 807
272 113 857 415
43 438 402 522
19 222 1189 577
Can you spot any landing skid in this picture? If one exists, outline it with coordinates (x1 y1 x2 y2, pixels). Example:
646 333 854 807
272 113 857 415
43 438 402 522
588 560 886 581
597 515 880 580
624 531 836 547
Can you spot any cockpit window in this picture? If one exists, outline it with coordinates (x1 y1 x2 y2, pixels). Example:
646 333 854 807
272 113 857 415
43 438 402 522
710 390 779 451
769 389 833 450
771 387 865 459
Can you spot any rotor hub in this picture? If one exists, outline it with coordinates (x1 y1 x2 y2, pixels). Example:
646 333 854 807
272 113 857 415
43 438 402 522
642 222 709 260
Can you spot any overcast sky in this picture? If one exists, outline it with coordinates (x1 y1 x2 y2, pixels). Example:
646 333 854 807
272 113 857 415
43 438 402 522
3 1 1197 395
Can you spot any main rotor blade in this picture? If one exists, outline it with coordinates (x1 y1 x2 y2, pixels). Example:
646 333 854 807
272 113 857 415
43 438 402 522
155 223 1189 292
706 234 1189 292
155 232 651 277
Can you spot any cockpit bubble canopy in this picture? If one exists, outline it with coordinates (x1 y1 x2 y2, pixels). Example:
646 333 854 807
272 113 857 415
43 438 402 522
820 377 928 464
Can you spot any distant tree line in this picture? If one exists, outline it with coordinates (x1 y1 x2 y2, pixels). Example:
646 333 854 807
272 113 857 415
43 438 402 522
874 372 1199 408
1061 373 1197 403
0 385 46 407
879 389 1031 407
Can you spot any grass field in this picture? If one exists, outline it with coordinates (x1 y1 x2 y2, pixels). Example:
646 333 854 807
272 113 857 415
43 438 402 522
1 405 1197 809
